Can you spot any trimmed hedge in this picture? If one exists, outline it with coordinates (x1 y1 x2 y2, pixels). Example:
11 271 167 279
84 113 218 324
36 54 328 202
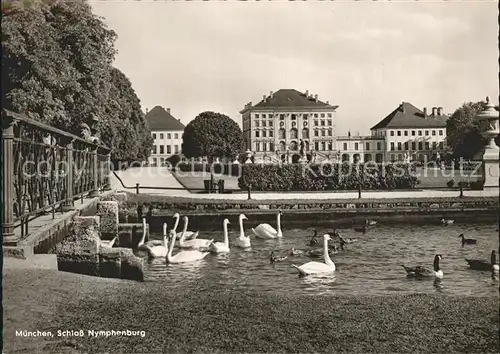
177 162 241 177
238 163 419 191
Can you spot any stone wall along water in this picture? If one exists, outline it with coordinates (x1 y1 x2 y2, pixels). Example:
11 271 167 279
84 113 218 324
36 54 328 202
96 201 119 241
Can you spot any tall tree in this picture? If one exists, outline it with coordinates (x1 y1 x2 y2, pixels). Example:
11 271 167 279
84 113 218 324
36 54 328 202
446 100 500 160
182 111 244 162
2 0 153 161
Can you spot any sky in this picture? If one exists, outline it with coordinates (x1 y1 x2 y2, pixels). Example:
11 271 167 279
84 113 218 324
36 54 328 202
91 1 498 135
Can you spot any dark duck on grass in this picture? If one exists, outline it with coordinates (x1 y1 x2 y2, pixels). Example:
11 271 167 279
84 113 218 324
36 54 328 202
401 254 444 279
459 234 477 246
465 251 499 272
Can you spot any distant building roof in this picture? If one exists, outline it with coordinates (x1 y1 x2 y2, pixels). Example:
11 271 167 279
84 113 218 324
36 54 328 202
146 106 185 131
240 89 338 113
371 102 448 130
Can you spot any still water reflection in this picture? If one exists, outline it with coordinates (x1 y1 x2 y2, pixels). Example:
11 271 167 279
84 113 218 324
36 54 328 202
139 222 499 296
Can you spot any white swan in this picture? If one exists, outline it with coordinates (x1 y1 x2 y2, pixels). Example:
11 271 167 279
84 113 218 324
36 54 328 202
140 223 169 258
166 231 210 264
252 210 283 239
178 216 213 250
209 219 230 254
100 235 117 248
172 213 199 240
137 218 164 249
291 234 336 276
234 214 251 248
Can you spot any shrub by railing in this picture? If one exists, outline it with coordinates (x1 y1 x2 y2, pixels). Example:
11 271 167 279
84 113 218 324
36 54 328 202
2 109 111 245
237 163 419 191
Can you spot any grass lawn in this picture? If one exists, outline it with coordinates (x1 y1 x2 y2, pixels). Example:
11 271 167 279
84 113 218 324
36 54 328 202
3 268 499 353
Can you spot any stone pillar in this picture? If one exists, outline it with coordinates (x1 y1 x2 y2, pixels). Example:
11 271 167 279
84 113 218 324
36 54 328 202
89 145 100 197
61 138 75 212
2 116 17 245
96 201 119 240
475 97 499 189
103 151 112 191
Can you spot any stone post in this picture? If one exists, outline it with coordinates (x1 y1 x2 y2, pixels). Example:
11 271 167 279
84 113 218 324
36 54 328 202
475 97 499 189
61 137 75 212
2 116 17 245
96 201 119 240
89 145 100 197
103 150 112 191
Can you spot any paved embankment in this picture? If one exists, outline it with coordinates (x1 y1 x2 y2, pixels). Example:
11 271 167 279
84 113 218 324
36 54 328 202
3 268 499 354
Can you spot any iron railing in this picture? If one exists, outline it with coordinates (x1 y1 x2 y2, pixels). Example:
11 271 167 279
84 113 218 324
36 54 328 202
2 109 111 245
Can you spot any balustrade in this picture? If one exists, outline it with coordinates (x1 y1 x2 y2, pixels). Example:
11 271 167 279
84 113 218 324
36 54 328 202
1 109 111 245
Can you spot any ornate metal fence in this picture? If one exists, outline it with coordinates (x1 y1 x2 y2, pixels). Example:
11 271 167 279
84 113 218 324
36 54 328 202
2 109 111 246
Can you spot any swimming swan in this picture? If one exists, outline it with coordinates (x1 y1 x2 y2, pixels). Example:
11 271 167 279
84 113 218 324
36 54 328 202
209 219 231 254
252 210 283 239
178 216 213 250
172 213 199 240
402 254 443 279
234 214 251 248
292 234 336 276
139 223 169 258
166 231 209 264
137 218 164 249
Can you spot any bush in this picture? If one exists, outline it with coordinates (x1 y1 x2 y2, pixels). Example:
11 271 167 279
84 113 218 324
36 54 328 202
167 154 182 168
447 179 455 188
238 163 419 191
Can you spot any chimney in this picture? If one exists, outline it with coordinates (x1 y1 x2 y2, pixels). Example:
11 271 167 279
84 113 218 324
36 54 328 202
177 119 180 122
270 91 274 98
305 90 309 96
432 107 437 116
167 108 171 114
437 107 443 116
326 100 329 105
263 94 266 101
348 131 351 137
400 102 405 113
146 108 149 114
314 94 318 102
249 102 252 107
423 107 427 117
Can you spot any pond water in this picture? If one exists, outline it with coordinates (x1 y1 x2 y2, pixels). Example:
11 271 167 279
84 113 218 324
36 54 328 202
138 221 499 296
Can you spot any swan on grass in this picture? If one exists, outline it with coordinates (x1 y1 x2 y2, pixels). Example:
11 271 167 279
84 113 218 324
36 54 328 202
465 251 499 272
138 218 165 249
234 214 251 248
139 223 169 258
166 231 209 264
292 234 336 276
252 210 283 239
209 219 231 254
401 254 443 279
172 213 199 240
178 216 214 250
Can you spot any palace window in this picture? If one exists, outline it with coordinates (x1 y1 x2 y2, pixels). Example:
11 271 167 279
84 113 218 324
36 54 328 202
321 130 326 137
315 130 319 137
321 120 325 126
280 114 285 120
174 133 178 139
290 128 298 139
167 145 171 154
418 131 422 136
270 142 275 151
412 131 416 136
314 120 319 126
321 113 325 118
255 114 260 118
425 130 429 136
175 145 179 154
315 142 319 150
432 130 436 136
314 114 318 118
269 120 273 127
303 114 308 119
328 113 332 118
160 145 164 154
397 131 401 136
255 120 260 127
439 142 444 149
279 129 286 139
321 142 326 150
262 131 267 138
439 130 443 136
328 142 332 150
291 114 297 120
262 121 267 127
425 142 430 150
418 142 423 150
411 142 416 150
354 143 359 151
153 145 157 154
365 142 370 150
328 120 332 126
390 131 395 136
328 129 332 136
397 142 402 150
377 142 381 150
160 133 164 139
255 131 260 138
390 142 395 151
262 114 266 118
404 142 408 150
404 131 408 136
302 128 309 139
153 134 157 139
269 130 274 138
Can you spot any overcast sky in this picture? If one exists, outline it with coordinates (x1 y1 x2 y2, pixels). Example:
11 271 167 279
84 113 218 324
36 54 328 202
91 1 498 135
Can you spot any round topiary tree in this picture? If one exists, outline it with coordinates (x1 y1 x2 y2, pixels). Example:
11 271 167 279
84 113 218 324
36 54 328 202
182 111 244 187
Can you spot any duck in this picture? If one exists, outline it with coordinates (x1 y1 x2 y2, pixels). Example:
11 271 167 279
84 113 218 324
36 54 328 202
336 232 357 244
137 219 165 249
234 214 251 248
172 212 199 240
365 219 377 226
100 235 118 248
139 223 169 258
270 251 288 263
458 234 477 246
209 219 230 254
289 247 304 256
401 254 443 279
292 234 336 276
178 216 213 250
465 251 499 272
308 229 319 246
441 218 454 226
308 245 338 258
166 231 209 264
252 210 283 239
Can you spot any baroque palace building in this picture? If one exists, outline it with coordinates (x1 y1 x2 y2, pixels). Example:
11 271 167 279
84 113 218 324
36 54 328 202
241 89 449 163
